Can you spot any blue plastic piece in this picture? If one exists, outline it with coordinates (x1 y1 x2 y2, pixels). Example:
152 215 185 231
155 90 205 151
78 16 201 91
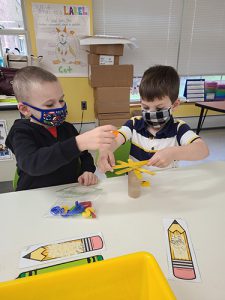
50 206 63 216
51 201 85 217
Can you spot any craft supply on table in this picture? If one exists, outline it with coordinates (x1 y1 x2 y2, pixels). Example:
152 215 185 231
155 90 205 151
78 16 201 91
113 158 156 198
128 170 141 198
50 201 96 218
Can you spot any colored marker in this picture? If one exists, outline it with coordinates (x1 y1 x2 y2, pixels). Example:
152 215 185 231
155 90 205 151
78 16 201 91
17 255 103 278
23 235 103 262
168 220 196 280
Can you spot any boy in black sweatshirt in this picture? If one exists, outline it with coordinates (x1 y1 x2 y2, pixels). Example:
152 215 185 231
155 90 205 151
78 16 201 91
6 66 116 191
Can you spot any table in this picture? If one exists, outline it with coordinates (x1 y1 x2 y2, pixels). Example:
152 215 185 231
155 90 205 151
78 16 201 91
195 101 225 134
0 161 225 300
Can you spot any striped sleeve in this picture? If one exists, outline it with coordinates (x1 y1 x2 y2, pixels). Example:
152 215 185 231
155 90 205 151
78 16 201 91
118 118 135 142
176 120 200 146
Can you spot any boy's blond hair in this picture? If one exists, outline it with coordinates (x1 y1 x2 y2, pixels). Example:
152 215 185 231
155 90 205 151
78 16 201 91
13 66 58 102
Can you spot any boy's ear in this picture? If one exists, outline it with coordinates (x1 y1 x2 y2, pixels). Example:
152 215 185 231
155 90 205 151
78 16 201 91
172 98 180 110
17 102 31 118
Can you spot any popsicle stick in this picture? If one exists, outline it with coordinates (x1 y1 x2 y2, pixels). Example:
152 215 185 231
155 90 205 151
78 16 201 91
115 167 133 175
134 169 143 179
138 168 156 175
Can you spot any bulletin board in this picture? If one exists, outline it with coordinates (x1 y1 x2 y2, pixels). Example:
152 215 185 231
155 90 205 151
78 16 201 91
25 0 95 123
32 3 90 77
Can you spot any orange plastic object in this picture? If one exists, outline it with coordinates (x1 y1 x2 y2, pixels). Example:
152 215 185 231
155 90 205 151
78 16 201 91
112 130 119 137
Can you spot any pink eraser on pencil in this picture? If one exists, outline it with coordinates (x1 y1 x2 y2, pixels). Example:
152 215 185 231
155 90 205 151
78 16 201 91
91 235 103 250
173 267 196 280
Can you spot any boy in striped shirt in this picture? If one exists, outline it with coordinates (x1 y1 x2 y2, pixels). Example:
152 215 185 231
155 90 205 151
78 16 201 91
98 65 209 172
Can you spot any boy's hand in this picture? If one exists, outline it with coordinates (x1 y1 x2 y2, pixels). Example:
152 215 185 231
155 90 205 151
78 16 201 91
147 147 176 168
97 150 115 173
78 172 98 186
76 125 116 152
147 140 209 168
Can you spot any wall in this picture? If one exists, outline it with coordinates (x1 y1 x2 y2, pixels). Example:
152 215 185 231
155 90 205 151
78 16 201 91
0 110 20 182
25 1 225 126
130 102 225 130
25 0 95 123
130 102 225 118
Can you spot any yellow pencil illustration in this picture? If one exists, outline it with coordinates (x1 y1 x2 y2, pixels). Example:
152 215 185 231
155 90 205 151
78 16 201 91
168 220 196 280
23 235 103 262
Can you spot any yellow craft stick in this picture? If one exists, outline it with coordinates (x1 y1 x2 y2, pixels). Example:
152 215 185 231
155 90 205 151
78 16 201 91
113 160 149 170
134 169 143 179
115 167 133 175
138 168 156 175
112 161 132 169
127 160 142 167
132 160 149 167
112 164 129 170
127 159 149 167
113 160 141 168
141 180 150 187
116 160 129 166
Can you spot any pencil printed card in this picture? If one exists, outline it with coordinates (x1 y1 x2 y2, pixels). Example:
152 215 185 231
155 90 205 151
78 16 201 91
19 233 104 269
163 218 201 282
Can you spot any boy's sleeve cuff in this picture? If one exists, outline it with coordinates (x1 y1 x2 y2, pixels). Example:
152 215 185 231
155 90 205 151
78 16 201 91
117 131 127 144
60 137 81 161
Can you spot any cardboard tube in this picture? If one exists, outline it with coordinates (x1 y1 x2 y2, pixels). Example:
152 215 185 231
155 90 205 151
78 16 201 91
128 171 141 198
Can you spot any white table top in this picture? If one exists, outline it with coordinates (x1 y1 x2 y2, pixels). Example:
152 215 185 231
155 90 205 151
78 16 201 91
0 161 225 299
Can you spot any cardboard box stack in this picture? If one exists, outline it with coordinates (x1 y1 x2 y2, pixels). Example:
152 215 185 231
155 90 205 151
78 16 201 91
87 41 133 127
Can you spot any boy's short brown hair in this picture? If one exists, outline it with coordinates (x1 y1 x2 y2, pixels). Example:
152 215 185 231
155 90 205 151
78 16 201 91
139 65 180 103
13 66 58 102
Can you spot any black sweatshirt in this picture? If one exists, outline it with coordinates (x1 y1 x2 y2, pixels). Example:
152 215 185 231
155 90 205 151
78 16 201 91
6 119 96 191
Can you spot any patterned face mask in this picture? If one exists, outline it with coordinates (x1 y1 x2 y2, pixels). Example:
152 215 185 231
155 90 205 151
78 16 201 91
142 107 172 128
22 102 67 127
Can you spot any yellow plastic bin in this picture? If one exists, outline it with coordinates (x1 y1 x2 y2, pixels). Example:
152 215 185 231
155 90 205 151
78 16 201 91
0 252 176 300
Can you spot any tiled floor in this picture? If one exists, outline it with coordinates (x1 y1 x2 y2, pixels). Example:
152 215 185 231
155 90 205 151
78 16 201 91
0 128 224 194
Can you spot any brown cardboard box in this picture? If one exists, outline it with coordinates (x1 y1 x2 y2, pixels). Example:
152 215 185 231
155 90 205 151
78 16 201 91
98 112 130 127
89 65 133 87
98 112 130 120
98 117 129 128
94 87 130 113
88 54 119 65
98 119 126 127
89 44 124 56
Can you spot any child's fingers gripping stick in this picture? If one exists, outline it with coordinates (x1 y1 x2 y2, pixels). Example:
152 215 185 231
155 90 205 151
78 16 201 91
98 151 115 173
76 125 116 151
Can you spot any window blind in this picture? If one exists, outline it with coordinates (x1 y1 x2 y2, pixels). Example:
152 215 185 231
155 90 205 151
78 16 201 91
93 0 183 76
177 0 225 75
93 0 225 76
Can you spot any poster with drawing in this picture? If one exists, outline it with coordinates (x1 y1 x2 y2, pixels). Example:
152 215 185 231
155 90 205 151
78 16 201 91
0 120 12 161
32 3 90 77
